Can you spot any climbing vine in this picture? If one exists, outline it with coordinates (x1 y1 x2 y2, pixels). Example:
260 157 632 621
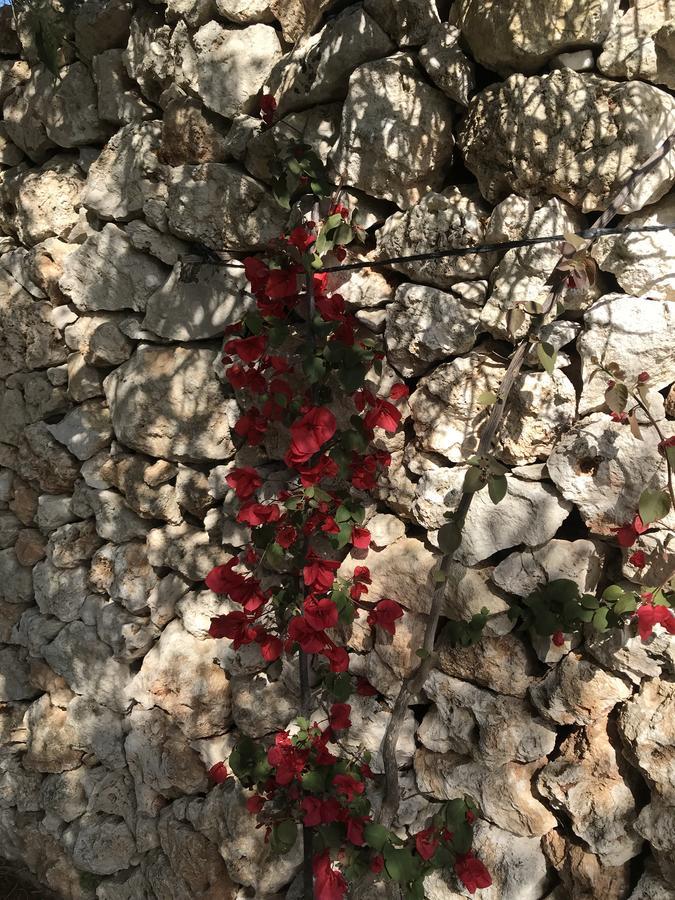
204 99 675 898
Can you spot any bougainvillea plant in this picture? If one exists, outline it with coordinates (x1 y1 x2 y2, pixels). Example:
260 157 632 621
202 97 675 898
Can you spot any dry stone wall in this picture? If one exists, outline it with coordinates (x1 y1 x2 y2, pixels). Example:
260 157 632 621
0 1 674 898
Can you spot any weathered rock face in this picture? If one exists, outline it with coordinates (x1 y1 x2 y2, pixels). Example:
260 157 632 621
2 2 675 898
459 70 675 213
456 0 615 75
329 54 454 208
103 345 239 462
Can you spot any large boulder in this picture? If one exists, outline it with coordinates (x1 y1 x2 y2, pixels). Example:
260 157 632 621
459 70 675 214
598 0 675 89
329 54 454 208
103 345 239 462
456 0 615 74
0 271 65 378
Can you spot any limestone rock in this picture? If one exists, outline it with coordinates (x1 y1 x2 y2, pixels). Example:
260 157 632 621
459 70 675 214
74 0 133 59
456 0 614 74
165 163 287 251
43 62 112 148
538 719 642 865
96 602 158 662
543 830 632 900
46 400 112 461
415 748 555 837
157 807 235 897
0 646 39 701
90 541 159 612
0 548 33 605
635 798 675 884
619 679 675 800
23 695 83 773
492 539 604 597
578 294 675 413
93 49 155 126
67 695 127 770
159 95 229 166
436 633 539 698
215 0 273 22
269 6 393 115
329 54 454 208
365 513 406 549
0 123 23 166
0 271 66 377
125 706 209 798
419 23 476 105
598 0 675 89
410 349 576 464
385 283 481 376
592 194 675 301
628 865 674 900
44 621 132 713
59 224 167 313
48 520 102 569
124 220 191 266
2 66 56 162
376 188 496 288
15 528 47 566
0 156 83 247
84 489 152 543
104 345 239 462
129 619 230 738
73 812 138 876
547 414 675 536
588 625 674 686
231 672 297 738
530 653 632 726
142 262 250 341
40 769 88 823
82 121 162 220
99 454 182 524
0 60 30 104
414 466 571 564
183 22 282 119
364 0 439 46
422 669 556 763
33 558 88 622
147 523 231 581
122 6 173 103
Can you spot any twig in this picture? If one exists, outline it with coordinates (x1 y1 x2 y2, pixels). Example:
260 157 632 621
631 391 675 508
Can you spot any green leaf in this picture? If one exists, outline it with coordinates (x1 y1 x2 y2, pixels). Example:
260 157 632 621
363 823 391 852
592 606 609 632
271 819 297 853
639 488 671 525
602 585 625 603
314 229 333 257
477 390 498 407
384 846 418 884
415 648 430 660
324 213 344 231
488 474 507 504
614 594 637 615
302 769 327 793
303 355 326 382
437 520 462 555
333 223 353 246
605 382 628 414
323 672 353 702
536 341 557 375
463 466 487 493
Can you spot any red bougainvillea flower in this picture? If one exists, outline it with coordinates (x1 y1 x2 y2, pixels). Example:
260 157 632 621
288 225 315 253
351 526 371 549
234 409 268 446
258 633 283 662
613 514 648 548
302 796 323 827
313 851 348 900
628 550 646 568
454 852 493 893
303 552 341 593
267 732 308 785
389 383 410 400
328 703 351 731
225 364 267 394
237 502 282 527
332 773 365 801
635 602 675 640
224 334 267 363
266 267 300 299
258 93 276 125
415 826 439 861
356 677 378 696
552 631 565 647
226 466 262 500
275 524 298 549
209 611 258 647
208 761 229 783
610 411 629 423
637 371 650 383
367 599 404 635
346 816 366 846
285 407 337 467
288 616 328 654
243 256 269 294
304 597 339 631
205 559 241 595
316 293 347 322
363 399 401 433
323 644 349 672
296 454 339 487
370 854 384 874
245 794 265 814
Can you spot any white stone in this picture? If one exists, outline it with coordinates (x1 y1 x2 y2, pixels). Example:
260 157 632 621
104 345 239 462
419 23 476 105
598 0 675 89
459 70 675 214
46 400 112 461
33 558 89 622
492 539 604 597
329 54 454 208
619 679 675 800
94 49 154 126
531 653 632 726
146 523 232 581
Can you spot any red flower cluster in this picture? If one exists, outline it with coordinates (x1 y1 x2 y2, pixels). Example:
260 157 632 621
635 602 675 640
455 852 493 893
613 514 647 548
367 598 404 635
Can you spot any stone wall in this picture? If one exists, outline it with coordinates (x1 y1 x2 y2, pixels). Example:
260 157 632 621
0 1 674 898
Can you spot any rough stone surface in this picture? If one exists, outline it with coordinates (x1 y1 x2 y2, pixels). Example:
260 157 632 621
103 345 239 462
459 70 675 214
598 0 675 89
419 23 475 105
530 653 632 726
619 679 675 800
329 54 454 208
